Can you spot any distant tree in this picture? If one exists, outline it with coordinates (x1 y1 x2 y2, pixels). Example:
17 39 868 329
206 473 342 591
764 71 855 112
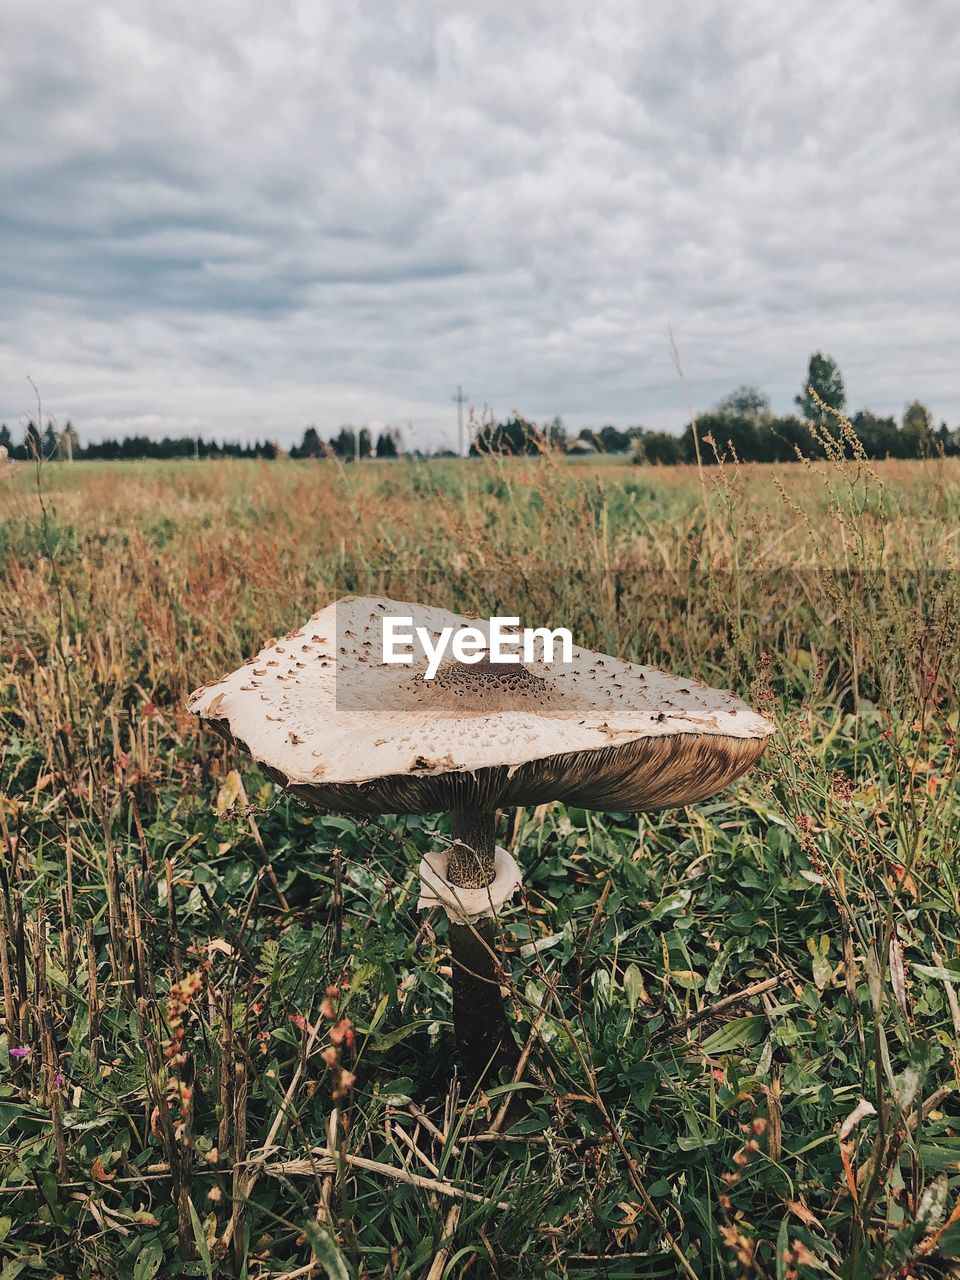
901 401 935 457
577 426 630 453
545 416 567 450
0 424 12 453
796 353 846 425
292 426 325 458
329 426 356 459
24 420 43 460
935 422 960 456
715 386 771 419
849 410 901 459
470 415 545 456
632 430 685 465
597 425 632 453
375 428 400 458
689 412 762 462
765 415 817 460
566 436 597 454
678 412 814 464
42 420 60 459
358 427 372 459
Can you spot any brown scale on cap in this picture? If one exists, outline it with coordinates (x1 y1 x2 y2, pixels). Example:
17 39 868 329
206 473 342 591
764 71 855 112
415 655 564 714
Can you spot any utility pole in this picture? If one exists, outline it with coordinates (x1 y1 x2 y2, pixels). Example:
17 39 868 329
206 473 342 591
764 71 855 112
452 385 467 456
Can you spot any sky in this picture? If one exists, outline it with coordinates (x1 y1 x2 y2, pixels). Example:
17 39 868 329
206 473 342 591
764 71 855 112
1 0 958 451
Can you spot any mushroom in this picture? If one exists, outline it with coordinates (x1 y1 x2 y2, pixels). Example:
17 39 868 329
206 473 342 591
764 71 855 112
188 595 774 1084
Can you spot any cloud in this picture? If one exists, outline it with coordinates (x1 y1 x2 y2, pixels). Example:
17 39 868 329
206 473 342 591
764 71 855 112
1 0 958 446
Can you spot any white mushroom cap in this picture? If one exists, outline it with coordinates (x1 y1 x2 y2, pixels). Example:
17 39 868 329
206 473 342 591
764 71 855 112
188 595 774 814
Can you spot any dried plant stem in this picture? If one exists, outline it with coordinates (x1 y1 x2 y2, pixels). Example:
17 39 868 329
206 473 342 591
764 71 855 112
236 773 290 911
393 1123 441 1176
0 906 17 1041
262 1149 510 1210
315 1108 338 1230
425 1203 461 1280
489 982 554 1135
165 858 182 978
217 1017 322 1254
649 973 785 1046
85 919 100 1062
408 1102 460 1156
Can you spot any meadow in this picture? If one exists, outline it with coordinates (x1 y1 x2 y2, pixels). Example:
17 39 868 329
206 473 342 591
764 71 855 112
1 443 960 1279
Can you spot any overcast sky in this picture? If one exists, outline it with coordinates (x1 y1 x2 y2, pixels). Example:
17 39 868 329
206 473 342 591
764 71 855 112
1 1 957 449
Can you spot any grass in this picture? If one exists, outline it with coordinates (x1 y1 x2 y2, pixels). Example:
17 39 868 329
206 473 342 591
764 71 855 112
1 443 960 1278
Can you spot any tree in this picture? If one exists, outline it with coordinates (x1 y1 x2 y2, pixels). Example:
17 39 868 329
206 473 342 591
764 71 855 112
901 401 934 458
715 386 771 419
796 353 845 425
545 416 567 451
935 422 960 457
375 428 400 458
470 416 544 456
42 420 60 459
850 410 901 459
688 412 762 462
597 425 632 453
0 424 11 453
292 426 324 458
632 430 685 465
23 420 43 459
577 425 631 453
329 426 357 460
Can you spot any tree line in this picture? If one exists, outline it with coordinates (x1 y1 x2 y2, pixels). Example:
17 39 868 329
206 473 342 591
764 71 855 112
2 354 957 465
0 421 282 463
0 419 406 464
470 355 959 463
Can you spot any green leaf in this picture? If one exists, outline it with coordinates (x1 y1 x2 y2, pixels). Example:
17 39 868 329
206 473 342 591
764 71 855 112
133 1239 165 1280
623 963 646 1012
508 1111 551 1135
775 1213 789 1280
187 1197 214 1280
938 1221 960 1258
303 1222 352 1280
705 945 732 995
913 963 960 983
371 1019 433 1052
807 933 833 990
647 889 692 923
701 1015 767 1054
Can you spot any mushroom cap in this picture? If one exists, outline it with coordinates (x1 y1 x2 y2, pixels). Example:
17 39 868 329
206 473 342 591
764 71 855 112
188 595 774 815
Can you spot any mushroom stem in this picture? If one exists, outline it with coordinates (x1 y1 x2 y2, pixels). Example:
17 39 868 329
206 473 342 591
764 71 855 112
446 809 519 1085
447 809 497 888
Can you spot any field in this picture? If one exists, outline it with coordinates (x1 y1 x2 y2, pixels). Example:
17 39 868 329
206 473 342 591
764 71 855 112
2 448 960 1279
